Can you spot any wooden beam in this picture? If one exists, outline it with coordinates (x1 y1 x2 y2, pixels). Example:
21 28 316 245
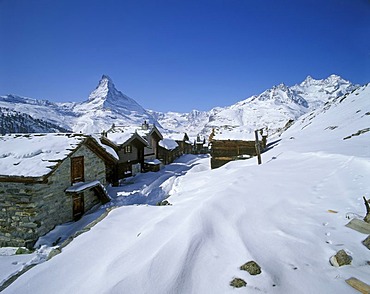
254 130 262 165
345 277 370 293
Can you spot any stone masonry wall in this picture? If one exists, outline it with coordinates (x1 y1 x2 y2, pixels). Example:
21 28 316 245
0 143 107 247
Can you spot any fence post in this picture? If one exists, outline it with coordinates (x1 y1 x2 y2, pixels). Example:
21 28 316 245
254 130 262 165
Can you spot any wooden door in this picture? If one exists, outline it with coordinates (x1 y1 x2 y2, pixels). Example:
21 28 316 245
73 193 84 220
71 156 84 184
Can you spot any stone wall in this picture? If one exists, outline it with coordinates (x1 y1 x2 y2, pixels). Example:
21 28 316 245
0 143 107 247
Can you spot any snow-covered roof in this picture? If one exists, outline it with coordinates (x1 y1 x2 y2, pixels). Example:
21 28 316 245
144 158 162 165
65 180 102 193
212 127 263 141
105 124 164 147
159 138 179 151
91 135 119 160
105 126 139 145
137 124 163 140
0 133 115 179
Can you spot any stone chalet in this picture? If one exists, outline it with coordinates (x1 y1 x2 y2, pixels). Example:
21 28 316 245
0 133 118 248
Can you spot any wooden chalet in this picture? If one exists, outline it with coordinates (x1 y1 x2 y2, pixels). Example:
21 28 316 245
101 127 148 179
139 121 163 158
171 133 193 155
102 121 164 175
158 138 180 165
209 128 267 169
194 134 209 154
0 133 117 248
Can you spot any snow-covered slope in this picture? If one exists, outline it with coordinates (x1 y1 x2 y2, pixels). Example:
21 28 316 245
3 83 369 293
0 95 76 131
155 75 357 138
0 107 71 134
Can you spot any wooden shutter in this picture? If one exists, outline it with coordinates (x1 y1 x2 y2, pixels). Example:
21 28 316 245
71 156 84 184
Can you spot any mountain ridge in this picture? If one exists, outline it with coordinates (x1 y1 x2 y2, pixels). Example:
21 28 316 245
0 74 359 137
154 74 358 138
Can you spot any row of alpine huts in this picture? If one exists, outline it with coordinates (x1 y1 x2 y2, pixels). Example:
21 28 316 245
0 121 204 248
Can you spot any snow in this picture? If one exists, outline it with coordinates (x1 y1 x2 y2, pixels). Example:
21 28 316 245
159 138 179 150
65 180 102 193
0 74 357 138
91 134 119 160
212 126 262 141
1 84 369 293
106 130 136 146
0 133 87 177
144 158 162 165
155 75 357 138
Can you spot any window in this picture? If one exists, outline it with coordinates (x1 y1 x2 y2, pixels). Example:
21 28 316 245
124 145 132 153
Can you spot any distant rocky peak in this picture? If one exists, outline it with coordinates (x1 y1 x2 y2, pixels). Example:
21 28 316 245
299 74 349 88
324 74 349 86
301 75 315 86
88 75 119 102
98 74 115 89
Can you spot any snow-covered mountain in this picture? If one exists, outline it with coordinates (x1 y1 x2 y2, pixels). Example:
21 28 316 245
0 74 358 137
0 75 159 134
155 74 358 138
148 109 210 137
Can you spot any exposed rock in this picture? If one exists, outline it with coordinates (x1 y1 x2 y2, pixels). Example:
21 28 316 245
362 235 370 250
15 247 32 255
230 277 247 288
157 200 172 206
364 197 370 223
240 261 262 275
47 247 62 260
330 249 352 267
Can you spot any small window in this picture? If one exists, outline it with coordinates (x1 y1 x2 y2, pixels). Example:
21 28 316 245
124 145 132 153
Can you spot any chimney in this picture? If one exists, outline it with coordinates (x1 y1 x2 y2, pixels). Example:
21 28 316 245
142 120 149 130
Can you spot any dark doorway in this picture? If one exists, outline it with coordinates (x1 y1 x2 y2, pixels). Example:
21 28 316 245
73 193 84 220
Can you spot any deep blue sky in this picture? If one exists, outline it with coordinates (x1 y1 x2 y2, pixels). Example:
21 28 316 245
1 0 369 112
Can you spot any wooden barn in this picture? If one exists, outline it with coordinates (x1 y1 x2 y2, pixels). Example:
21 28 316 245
0 133 117 248
210 128 267 169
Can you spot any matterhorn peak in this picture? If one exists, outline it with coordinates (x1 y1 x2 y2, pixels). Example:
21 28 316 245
95 74 115 92
88 74 119 102
101 74 112 81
